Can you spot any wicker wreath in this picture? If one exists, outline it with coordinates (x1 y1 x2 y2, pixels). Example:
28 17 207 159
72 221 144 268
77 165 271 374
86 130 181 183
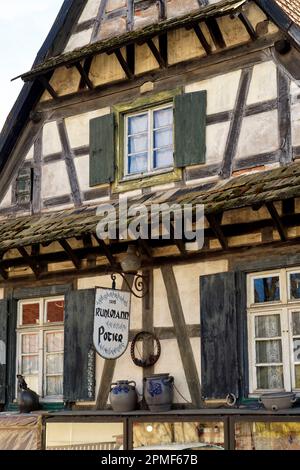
131 331 161 368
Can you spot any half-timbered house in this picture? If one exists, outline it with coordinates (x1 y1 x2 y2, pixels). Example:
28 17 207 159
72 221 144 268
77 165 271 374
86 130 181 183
1 0 300 450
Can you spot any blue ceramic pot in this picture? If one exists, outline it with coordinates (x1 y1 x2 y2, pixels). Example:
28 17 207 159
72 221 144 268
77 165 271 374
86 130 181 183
143 373 174 412
110 380 138 412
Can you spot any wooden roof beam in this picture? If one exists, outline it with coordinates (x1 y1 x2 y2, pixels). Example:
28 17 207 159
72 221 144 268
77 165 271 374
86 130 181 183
238 12 258 41
74 62 94 90
114 49 134 79
138 239 153 260
0 253 8 280
146 38 167 68
59 239 81 270
206 213 228 250
94 234 118 268
189 23 212 55
266 201 287 241
38 76 58 100
17 246 41 278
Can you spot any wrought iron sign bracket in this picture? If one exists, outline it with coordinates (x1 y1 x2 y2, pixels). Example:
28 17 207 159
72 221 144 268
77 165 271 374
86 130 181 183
111 272 149 298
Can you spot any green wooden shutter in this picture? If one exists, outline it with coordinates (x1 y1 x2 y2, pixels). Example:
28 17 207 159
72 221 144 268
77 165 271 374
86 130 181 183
89 113 115 186
0 300 8 404
200 272 247 401
64 289 96 403
174 91 207 168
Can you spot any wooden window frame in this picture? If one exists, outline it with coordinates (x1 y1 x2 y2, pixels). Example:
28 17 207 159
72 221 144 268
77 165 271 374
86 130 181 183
248 268 300 396
113 89 182 193
16 296 64 402
124 103 174 178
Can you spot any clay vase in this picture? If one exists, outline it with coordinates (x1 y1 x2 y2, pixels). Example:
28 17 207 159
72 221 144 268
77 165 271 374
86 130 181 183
143 373 174 412
109 380 138 412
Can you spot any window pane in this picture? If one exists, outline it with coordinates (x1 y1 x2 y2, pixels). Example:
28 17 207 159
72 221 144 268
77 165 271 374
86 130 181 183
23 375 38 393
46 423 124 450
254 276 280 303
257 366 284 389
153 149 174 169
154 128 173 148
255 315 281 338
235 422 300 450
22 334 38 354
295 365 300 388
256 340 282 364
22 356 39 375
46 332 64 353
128 153 148 174
128 114 148 134
133 421 224 450
46 376 63 396
22 303 40 325
128 134 148 154
47 301 64 323
46 354 63 375
292 312 300 335
153 108 173 128
293 339 300 363
290 273 300 300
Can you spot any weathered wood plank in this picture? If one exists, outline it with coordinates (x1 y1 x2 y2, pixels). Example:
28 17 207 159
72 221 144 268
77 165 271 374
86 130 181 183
57 120 81 207
277 68 292 164
142 270 154 379
161 265 202 407
220 67 253 178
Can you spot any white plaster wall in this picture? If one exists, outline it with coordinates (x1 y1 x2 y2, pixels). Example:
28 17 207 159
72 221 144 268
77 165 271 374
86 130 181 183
41 161 71 199
236 110 279 159
65 108 111 149
74 155 90 192
0 186 12 208
291 102 300 147
154 339 191 403
0 288 4 300
185 70 241 114
25 146 34 161
78 0 101 23
247 61 278 105
64 29 93 53
43 122 62 156
206 121 230 165
174 260 229 325
153 268 173 327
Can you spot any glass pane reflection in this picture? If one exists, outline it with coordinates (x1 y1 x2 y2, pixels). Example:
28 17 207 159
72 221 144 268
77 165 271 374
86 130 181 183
235 422 300 450
254 277 280 303
133 422 224 450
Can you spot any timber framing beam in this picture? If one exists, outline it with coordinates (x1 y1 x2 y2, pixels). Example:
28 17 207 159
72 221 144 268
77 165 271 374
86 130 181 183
94 234 118 268
38 76 58 100
266 201 287 241
114 49 134 79
146 38 167 68
191 23 212 55
206 213 228 250
17 246 41 278
59 239 81 270
74 62 94 90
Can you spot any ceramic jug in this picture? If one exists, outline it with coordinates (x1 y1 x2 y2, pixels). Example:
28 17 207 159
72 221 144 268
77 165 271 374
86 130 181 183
110 380 138 412
143 373 174 412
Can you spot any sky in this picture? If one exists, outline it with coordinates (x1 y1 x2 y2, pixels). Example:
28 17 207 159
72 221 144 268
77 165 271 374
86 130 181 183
0 0 64 130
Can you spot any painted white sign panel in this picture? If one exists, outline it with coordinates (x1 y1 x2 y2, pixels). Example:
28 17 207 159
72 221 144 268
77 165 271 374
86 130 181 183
93 288 131 360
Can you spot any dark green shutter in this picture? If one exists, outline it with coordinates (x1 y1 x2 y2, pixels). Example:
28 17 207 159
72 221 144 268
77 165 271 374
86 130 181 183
174 91 207 168
64 289 96 402
200 272 247 401
89 113 115 186
0 300 8 404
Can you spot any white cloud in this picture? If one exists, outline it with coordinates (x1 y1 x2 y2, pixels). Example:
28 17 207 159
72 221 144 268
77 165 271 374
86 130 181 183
0 0 64 129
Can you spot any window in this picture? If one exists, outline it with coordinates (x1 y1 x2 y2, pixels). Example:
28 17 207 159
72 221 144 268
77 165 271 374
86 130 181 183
125 104 174 176
15 167 33 205
16 298 64 400
248 268 300 394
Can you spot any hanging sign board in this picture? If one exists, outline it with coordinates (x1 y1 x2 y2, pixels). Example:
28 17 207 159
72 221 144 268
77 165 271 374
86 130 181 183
93 288 131 360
